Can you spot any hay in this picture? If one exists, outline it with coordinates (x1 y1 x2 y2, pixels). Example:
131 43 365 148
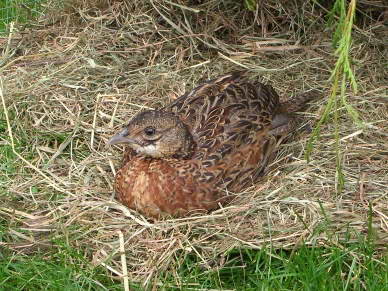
1 0 387 287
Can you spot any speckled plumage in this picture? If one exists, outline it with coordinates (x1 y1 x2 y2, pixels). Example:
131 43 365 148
109 71 314 218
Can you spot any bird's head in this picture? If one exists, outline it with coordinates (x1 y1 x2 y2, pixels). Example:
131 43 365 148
108 111 195 159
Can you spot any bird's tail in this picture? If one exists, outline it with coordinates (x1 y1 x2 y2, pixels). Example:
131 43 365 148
279 89 320 113
270 89 320 136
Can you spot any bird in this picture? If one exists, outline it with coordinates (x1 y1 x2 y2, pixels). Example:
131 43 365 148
108 71 315 218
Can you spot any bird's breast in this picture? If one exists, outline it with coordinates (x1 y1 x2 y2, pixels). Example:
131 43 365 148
115 157 223 217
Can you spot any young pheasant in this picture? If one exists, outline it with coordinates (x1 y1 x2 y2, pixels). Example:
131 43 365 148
108 71 314 218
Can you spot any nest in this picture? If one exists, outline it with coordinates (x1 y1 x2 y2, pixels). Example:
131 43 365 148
1 0 387 288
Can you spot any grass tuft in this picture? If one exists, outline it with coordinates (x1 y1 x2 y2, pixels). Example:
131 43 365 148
0 0 45 34
306 0 364 193
0 241 124 290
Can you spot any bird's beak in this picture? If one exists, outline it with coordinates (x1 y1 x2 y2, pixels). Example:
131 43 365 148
108 128 138 145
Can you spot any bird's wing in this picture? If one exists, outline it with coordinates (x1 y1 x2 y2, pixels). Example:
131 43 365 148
165 71 280 162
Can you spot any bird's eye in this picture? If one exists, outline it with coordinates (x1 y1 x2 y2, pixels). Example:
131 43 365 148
144 127 156 136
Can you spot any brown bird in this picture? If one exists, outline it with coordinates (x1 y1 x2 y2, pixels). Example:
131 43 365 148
108 71 315 218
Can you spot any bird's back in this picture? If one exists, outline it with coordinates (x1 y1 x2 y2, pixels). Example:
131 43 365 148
165 71 279 158
164 71 281 191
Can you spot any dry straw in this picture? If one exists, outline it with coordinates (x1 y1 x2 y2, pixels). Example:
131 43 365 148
1 0 387 287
